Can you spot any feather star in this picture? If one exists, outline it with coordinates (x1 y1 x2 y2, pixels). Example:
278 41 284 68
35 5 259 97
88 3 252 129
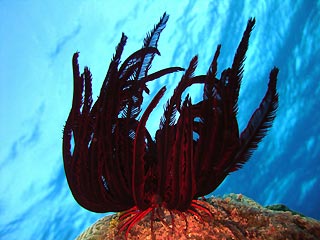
63 13 278 238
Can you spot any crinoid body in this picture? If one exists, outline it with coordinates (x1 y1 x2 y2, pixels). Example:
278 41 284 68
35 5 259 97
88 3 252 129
63 13 278 239
116 199 213 239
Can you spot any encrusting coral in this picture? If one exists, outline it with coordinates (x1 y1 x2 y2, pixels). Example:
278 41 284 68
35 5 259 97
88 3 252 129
76 194 320 240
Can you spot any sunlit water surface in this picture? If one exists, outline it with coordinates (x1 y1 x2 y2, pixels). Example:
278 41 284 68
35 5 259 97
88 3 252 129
0 1 319 239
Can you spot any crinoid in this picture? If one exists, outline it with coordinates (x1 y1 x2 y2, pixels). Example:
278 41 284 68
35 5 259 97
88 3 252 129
63 13 278 239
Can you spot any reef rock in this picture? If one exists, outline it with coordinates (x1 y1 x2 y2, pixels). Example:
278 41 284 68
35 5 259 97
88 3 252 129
77 194 320 240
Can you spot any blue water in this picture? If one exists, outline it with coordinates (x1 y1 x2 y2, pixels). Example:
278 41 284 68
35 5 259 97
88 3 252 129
0 1 319 239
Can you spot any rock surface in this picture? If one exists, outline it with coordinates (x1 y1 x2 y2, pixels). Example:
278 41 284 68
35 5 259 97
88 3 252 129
77 194 320 240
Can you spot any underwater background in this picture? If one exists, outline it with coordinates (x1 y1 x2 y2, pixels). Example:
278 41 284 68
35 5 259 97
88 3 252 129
1 0 319 239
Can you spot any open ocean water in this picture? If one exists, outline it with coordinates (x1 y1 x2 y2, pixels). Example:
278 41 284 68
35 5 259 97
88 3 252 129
0 1 319 239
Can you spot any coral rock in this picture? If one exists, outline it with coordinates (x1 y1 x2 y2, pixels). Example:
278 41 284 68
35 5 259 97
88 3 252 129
77 194 320 240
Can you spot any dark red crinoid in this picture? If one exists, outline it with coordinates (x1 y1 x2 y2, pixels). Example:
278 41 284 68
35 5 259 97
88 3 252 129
63 13 278 238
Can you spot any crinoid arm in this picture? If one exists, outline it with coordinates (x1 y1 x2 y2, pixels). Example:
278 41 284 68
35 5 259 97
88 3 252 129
230 67 279 171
